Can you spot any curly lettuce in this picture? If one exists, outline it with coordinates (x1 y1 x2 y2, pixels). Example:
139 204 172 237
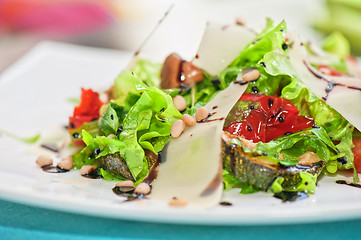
220 19 357 193
73 72 181 181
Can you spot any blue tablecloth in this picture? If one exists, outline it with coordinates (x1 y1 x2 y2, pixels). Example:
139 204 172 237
1 199 361 240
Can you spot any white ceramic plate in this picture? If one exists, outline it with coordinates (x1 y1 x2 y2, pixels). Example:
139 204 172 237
1 41 361 225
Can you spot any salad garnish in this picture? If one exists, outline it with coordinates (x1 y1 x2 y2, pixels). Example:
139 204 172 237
36 18 361 206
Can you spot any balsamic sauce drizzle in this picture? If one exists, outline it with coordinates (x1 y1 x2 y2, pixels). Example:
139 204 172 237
219 201 233 206
82 170 103 179
41 144 59 152
303 60 361 101
273 191 308 202
112 153 164 202
336 180 361 189
41 165 69 173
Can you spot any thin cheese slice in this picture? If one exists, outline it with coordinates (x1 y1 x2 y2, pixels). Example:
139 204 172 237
192 22 256 75
287 34 361 132
149 82 248 207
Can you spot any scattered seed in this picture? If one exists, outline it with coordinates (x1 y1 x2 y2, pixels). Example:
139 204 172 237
116 180 134 188
169 197 188 207
173 95 187 112
80 165 96 175
171 120 186 138
115 180 135 193
57 157 73 170
134 182 151 195
182 114 196 126
242 69 260 82
72 133 80 139
36 155 53 167
251 86 259 93
195 107 209 122
94 148 101 155
107 134 115 139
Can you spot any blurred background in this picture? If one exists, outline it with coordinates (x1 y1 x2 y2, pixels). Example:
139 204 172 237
0 0 360 73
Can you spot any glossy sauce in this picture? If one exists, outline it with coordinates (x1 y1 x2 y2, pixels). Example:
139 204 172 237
219 201 233 206
304 60 361 101
336 180 361 188
273 191 308 202
82 170 103 179
42 165 69 173
41 143 59 152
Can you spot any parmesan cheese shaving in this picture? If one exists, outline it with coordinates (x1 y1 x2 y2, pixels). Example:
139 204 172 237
149 82 248 207
192 22 256 75
287 34 361 132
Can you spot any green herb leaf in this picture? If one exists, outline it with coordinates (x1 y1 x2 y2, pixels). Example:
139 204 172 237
98 104 119 135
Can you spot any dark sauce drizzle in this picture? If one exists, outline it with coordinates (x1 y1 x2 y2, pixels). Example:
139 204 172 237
82 169 103 179
336 180 361 188
337 157 348 165
199 112 225 123
42 165 69 173
304 60 361 101
113 152 164 201
233 80 249 85
112 187 139 201
219 201 233 206
274 191 308 202
41 144 59 152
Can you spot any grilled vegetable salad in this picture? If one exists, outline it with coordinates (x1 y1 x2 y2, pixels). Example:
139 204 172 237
65 19 361 201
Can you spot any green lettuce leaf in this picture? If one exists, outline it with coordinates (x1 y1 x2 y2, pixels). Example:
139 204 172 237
73 74 182 180
322 31 351 58
219 19 356 190
219 19 287 88
243 47 356 173
223 169 261 194
268 172 318 194
98 103 119 136
111 72 147 105
129 58 162 87
239 128 337 166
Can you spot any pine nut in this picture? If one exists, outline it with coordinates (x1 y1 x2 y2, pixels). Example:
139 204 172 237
298 152 321 166
242 69 260 82
182 114 196 126
169 197 188 207
36 155 53 167
173 95 187 111
57 157 73 170
195 107 209 122
171 120 185 138
134 182 151 195
115 180 134 188
80 165 96 175
107 134 115 139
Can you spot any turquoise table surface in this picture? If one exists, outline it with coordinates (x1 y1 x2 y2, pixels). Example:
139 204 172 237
1 199 361 240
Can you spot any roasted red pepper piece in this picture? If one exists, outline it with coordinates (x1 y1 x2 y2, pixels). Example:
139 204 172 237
224 93 314 143
68 88 104 130
318 64 345 76
352 137 361 173
225 107 267 143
